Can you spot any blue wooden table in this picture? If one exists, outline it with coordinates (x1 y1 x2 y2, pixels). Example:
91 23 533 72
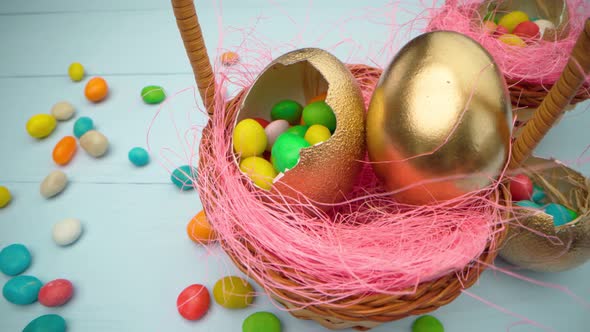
0 1 588 331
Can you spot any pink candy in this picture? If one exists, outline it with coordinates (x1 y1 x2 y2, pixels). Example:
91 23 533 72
38 279 74 307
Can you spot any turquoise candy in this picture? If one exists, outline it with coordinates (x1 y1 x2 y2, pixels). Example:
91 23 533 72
302 101 337 133
271 133 310 173
515 200 542 209
531 184 546 203
128 147 150 167
0 244 31 276
545 203 576 227
3 275 43 305
271 100 303 125
412 315 444 332
73 116 94 138
171 165 197 191
141 85 166 104
285 125 309 137
242 311 281 332
23 314 66 332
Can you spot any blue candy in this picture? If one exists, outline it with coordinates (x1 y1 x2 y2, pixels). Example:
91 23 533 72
515 200 542 209
3 275 43 305
171 165 196 191
545 203 577 227
128 147 150 167
531 184 546 203
23 314 66 332
73 116 94 138
0 244 31 276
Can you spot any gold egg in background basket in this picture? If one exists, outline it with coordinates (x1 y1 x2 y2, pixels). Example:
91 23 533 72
500 157 590 272
367 31 512 205
234 48 366 207
477 0 569 40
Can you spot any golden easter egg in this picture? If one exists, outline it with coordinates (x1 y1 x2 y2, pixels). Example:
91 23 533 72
367 31 512 205
234 48 365 206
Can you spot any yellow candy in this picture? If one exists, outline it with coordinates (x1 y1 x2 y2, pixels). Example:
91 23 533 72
233 119 267 158
304 124 331 145
498 11 529 33
499 34 526 47
213 276 255 309
0 186 11 208
68 62 85 82
26 114 57 138
239 157 277 190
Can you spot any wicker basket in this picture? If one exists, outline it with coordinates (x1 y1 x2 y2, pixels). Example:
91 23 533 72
172 0 590 329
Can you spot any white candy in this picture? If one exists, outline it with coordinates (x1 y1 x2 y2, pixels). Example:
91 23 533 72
40 170 68 198
52 218 83 246
534 19 556 39
264 119 290 152
80 130 109 157
50 101 76 121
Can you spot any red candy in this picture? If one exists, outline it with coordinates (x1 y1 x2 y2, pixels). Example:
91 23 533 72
510 174 533 201
177 284 210 321
513 21 540 40
253 118 270 128
38 279 74 307
495 25 509 36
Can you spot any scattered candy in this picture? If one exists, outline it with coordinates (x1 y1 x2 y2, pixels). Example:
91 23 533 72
221 51 239 66
84 77 109 103
545 203 577 227
534 19 556 39
308 92 327 104
40 170 68 199
253 117 270 128
285 125 309 138
141 85 166 104
0 244 31 276
177 284 210 320
531 184 546 203
52 218 83 246
271 100 304 125
128 147 150 167
68 62 85 82
242 311 282 332
499 34 526 47
515 200 543 209
213 276 254 309
50 101 76 121
73 117 94 139
23 314 66 332
0 185 11 208
52 136 77 166
264 120 290 152
187 210 217 244
482 20 497 34
38 279 74 307
510 174 533 201
240 156 277 190
171 165 197 191
513 21 540 40
498 11 529 33
233 119 267 158
302 101 337 133
2 275 43 305
80 130 109 157
304 124 331 145
412 315 444 332
26 114 57 139
271 133 310 173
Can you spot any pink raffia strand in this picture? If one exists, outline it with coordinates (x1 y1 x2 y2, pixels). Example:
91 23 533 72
423 0 590 85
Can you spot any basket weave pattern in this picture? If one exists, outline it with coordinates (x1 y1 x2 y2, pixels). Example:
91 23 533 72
507 78 589 108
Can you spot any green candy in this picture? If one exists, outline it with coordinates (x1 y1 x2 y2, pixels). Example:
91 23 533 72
23 314 66 332
412 315 444 332
271 100 303 125
302 101 336 133
141 85 166 104
171 165 197 191
243 311 281 332
286 125 309 137
271 133 310 173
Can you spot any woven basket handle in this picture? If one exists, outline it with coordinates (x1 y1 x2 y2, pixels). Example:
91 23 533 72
171 0 216 115
510 18 590 169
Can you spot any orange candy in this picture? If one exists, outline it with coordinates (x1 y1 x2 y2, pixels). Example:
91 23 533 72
187 210 217 244
52 136 77 166
221 51 239 66
84 77 109 103
307 92 327 104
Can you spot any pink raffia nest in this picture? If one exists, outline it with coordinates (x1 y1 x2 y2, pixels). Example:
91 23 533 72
425 0 590 108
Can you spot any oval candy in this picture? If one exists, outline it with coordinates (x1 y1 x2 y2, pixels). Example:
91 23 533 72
141 85 166 104
52 136 77 166
2 275 43 305
264 120 290 152
513 21 540 39
23 314 66 332
242 312 282 332
271 133 310 173
239 156 277 190
302 101 337 133
498 11 530 33
233 119 267 158
285 125 309 138
171 165 197 191
68 62 85 82
73 116 94 138
177 284 210 320
50 101 76 121
0 244 31 276
26 114 57 139
40 170 68 199
38 279 74 307
304 124 331 145
412 315 444 332
510 174 533 201
128 147 150 167
84 77 108 103
52 218 83 246
187 210 217 244
213 276 255 309
0 185 11 208
271 100 303 125
80 130 109 157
